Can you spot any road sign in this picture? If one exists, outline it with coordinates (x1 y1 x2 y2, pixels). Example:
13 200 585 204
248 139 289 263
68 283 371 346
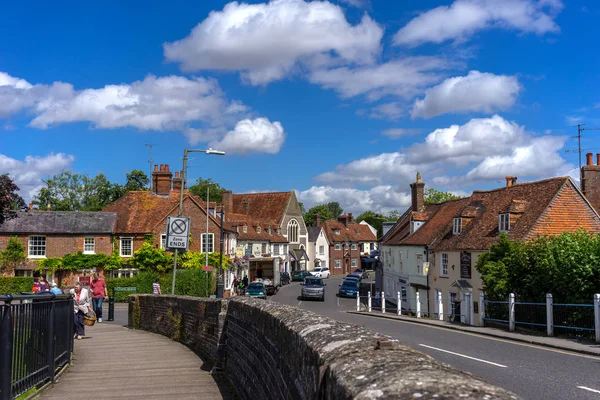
423 262 430 275
166 216 190 251
202 265 213 271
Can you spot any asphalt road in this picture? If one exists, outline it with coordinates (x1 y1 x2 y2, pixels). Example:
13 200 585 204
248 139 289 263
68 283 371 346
270 275 600 400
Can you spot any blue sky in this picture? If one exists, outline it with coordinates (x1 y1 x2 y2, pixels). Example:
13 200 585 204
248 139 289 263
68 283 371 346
1 0 599 214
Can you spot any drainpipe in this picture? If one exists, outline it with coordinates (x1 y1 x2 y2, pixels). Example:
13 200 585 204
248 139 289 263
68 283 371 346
425 246 430 315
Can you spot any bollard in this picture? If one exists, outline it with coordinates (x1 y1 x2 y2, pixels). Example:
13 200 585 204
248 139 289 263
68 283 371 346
356 291 360 312
397 291 401 316
416 292 421 318
368 291 372 312
546 293 553 337
108 294 115 322
509 293 515 332
382 292 386 314
438 292 444 321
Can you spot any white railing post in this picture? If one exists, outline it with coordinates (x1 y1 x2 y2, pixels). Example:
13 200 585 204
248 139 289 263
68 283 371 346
416 292 421 318
356 291 360 312
509 293 515 332
546 293 553 337
479 292 486 327
382 292 386 314
438 292 444 321
397 291 401 316
368 291 372 312
594 294 600 343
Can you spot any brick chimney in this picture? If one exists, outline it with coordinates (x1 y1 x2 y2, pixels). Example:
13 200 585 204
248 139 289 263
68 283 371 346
243 199 249 215
347 213 353 224
582 152 600 212
172 171 183 192
409 172 425 212
337 213 349 227
314 213 321 227
222 190 233 215
152 164 173 195
505 176 517 187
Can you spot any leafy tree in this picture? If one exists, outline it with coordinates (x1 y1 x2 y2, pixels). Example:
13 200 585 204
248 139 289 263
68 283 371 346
188 177 225 203
355 211 393 238
298 202 306 215
386 210 401 221
304 204 334 226
424 188 462 204
130 241 173 272
33 171 124 211
0 237 26 273
326 202 343 218
124 169 149 191
0 174 26 225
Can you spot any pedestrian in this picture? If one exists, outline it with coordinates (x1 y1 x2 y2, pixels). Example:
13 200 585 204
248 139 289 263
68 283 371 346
375 288 381 308
153 278 161 295
70 282 91 340
232 277 239 296
90 273 108 323
38 276 48 292
50 282 63 295
242 275 248 288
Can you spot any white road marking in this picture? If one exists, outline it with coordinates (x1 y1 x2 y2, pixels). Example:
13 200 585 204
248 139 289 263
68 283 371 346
298 301 302 306
418 344 508 368
578 386 600 395
337 296 340 307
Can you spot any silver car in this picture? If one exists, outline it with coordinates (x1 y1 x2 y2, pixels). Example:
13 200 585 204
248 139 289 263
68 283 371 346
301 277 326 301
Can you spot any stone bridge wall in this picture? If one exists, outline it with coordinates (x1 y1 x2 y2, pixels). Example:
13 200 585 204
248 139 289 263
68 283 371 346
130 295 517 399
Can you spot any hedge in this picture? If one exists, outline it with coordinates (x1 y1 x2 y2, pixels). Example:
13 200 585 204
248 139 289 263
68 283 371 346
0 277 34 295
106 269 214 302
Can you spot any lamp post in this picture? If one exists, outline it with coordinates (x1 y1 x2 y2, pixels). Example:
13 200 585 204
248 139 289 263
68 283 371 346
172 148 225 295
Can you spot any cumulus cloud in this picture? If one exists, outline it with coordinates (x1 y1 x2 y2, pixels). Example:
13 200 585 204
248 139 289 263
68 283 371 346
0 153 75 201
338 0 370 8
298 185 411 215
369 102 403 120
411 71 521 119
394 0 563 47
164 0 383 85
212 118 285 154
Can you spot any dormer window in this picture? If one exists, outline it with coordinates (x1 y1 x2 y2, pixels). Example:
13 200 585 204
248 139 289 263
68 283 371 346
334 229 340 235
268 226 272 235
256 226 261 233
243 225 247 233
499 213 510 232
453 218 462 235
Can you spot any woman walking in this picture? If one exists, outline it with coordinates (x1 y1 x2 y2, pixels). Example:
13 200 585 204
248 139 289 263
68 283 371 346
70 282 91 340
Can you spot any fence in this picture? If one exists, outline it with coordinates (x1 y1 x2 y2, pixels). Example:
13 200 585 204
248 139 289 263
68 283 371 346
481 293 600 342
0 293 74 400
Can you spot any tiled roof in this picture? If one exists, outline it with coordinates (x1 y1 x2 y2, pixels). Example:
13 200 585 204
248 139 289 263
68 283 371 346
322 219 377 244
225 213 288 243
102 190 227 234
402 199 470 246
307 226 321 242
0 211 116 234
231 192 291 223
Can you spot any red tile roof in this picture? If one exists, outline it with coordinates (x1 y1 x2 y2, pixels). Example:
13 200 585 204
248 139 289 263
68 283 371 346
225 213 288 243
402 199 470 246
322 219 377 244
231 192 291 223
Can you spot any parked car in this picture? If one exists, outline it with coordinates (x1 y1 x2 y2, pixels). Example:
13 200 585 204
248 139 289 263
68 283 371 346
262 278 278 295
353 268 369 279
346 273 362 281
301 277 326 301
292 270 312 282
311 267 330 279
280 272 291 285
338 280 360 298
246 282 267 299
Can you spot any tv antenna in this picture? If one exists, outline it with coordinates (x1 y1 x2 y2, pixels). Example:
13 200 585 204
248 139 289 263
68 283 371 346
564 124 600 184
144 144 157 188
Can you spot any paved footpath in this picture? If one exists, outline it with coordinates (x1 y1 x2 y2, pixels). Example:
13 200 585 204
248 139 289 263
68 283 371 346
39 316 234 400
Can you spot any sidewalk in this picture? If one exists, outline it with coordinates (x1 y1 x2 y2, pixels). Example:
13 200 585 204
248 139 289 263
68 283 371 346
38 316 234 400
347 310 600 357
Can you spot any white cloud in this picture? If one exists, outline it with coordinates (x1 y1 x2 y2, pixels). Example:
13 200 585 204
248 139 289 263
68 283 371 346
411 71 521 119
338 0 370 8
369 102 403 120
298 185 410 215
0 153 75 201
381 128 421 138
212 118 285 154
163 0 383 85
394 0 563 47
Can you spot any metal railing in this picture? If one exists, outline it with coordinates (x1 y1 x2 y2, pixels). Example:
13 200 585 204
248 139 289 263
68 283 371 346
553 303 595 339
1 293 74 400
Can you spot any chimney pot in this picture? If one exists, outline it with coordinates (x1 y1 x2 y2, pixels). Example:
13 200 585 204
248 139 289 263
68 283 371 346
175 171 179 178
596 153 600 166
586 153 593 166
314 213 321 227
154 164 158 172
505 176 513 187
165 164 170 172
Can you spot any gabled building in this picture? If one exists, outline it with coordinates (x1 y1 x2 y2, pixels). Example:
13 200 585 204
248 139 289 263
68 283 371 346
429 176 600 325
321 213 377 275
306 214 330 271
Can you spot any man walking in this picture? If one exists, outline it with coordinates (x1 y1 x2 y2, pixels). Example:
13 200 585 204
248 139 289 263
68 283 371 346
90 272 108 323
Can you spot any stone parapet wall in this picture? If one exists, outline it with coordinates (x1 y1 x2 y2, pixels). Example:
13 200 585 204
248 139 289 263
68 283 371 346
130 295 518 399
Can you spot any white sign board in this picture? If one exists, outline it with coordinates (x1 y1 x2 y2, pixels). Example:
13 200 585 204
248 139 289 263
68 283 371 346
166 216 190 251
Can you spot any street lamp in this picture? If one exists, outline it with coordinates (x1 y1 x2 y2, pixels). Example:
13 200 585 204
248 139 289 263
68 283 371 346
172 148 226 295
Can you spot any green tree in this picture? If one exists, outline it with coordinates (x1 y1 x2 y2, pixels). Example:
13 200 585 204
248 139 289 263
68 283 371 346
386 210 401 221
355 211 389 238
304 204 334 226
130 241 173 272
0 237 26 273
124 169 150 191
298 202 306 215
326 202 343 218
424 188 462 204
0 174 26 225
188 177 225 203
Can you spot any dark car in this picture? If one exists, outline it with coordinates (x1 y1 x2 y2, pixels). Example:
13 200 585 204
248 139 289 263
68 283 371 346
338 280 360 298
345 274 361 282
301 277 326 301
353 268 369 279
280 272 291 285
246 282 267 299
292 270 312 282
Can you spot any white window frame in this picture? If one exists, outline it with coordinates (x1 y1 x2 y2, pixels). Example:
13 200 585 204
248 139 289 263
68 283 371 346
273 244 279 255
351 243 357 250
416 253 423 275
261 242 267 254
83 237 95 254
120 237 133 257
287 219 299 243
319 245 324 255
499 213 510 232
243 225 247 233
334 259 342 269
256 226 261 233
28 236 46 258
160 234 167 249
441 253 448 277
453 218 462 235
201 233 215 253
334 243 341 250
351 259 358 267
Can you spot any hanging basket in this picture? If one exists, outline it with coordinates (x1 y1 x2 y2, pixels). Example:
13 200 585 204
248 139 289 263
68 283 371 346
83 309 97 327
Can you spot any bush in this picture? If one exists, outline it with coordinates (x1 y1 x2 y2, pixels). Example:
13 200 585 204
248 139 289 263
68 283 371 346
0 277 34 295
106 270 214 302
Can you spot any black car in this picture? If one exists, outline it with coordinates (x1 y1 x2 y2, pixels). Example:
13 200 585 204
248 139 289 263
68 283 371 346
353 268 369 279
280 272 291 285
